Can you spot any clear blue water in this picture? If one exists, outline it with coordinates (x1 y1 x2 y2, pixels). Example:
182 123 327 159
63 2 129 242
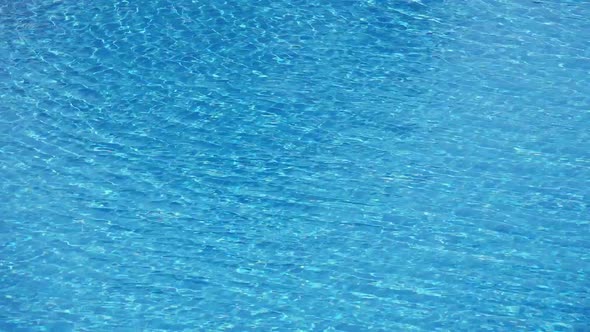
1 0 589 330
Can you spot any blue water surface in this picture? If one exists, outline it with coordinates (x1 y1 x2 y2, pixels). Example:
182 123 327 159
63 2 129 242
1 0 589 331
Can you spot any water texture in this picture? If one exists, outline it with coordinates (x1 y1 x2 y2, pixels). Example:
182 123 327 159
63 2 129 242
1 0 589 331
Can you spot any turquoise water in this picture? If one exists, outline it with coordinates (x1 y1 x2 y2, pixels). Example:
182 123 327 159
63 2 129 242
1 0 589 330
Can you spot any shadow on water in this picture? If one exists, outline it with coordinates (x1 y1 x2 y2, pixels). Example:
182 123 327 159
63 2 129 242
0 1 444 230
1 0 444 223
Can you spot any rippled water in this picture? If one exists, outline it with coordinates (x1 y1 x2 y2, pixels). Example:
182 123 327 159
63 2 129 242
1 0 589 331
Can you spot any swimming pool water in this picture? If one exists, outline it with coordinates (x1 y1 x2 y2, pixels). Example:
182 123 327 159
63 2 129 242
1 0 589 330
